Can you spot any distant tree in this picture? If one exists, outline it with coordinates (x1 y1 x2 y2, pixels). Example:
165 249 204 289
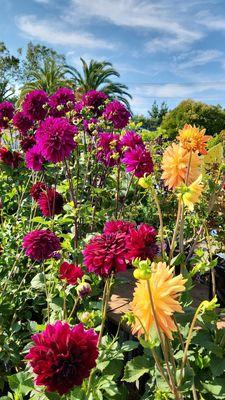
133 101 169 130
0 42 20 102
161 99 225 139
66 58 132 108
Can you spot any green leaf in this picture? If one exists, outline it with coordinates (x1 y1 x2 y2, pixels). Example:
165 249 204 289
121 340 139 352
202 379 225 398
123 355 150 383
30 273 45 290
8 371 34 396
210 357 225 377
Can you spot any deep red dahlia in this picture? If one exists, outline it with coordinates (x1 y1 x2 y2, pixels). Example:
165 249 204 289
25 145 44 171
126 223 158 261
122 145 154 178
103 100 130 129
22 229 61 260
25 321 98 395
49 87 75 117
13 111 33 135
82 90 107 116
30 182 47 201
59 262 84 285
103 220 135 235
96 132 122 167
36 117 77 163
20 135 36 152
0 147 22 168
83 232 128 276
0 101 14 129
22 90 48 121
121 131 144 149
11 151 23 168
38 188 64 217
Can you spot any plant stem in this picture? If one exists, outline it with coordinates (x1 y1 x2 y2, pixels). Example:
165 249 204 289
169 199 182 264
68 297 79 320
42 263 50 322
65 160 78 261
119 173 134 217
115 164 120 218
150 186 165 260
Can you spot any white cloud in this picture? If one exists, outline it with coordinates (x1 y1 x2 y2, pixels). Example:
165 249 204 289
198 11 225 31
15 14 115 49
173 49 224 70
33 0 50 4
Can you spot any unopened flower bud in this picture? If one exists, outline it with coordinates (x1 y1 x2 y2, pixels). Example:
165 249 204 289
77 282 92 298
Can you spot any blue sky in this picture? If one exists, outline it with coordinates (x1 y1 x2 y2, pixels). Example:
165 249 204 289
1 0 225 114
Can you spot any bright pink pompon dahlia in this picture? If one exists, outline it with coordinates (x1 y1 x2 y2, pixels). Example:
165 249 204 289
25 321 98 395
49 87 75 117
122 145 153 178
13 111 33 135
96 132 122 167
103 220 135 235
126 223 158 261
83 232 128 276
36 117 77 163
103 100 130 129
82 90 107 115
30 182 47 201
25 145 45 171
120 131 144 149
38 188 64 217
22 90 48 121
23 229 61 260
0 101 14 129
59 262 84 285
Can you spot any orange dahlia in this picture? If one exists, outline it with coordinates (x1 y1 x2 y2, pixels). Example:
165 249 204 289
177 124 211 155
162 143 200 189
130 262 186 339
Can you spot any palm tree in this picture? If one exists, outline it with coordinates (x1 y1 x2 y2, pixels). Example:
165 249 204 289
65 58 132 108
19 59 72 100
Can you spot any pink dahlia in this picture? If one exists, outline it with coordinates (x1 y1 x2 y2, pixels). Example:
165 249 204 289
0 101 14 129
22 90 48 121
103 220 135 235
25 321 98 395
96 132 122 167
122 145 153 178
25 145 44 171
13 111 33 135
22 229 61 260
38 188 64 217
30 182 47 201
49 87 75 117
126 223 158 261
121 131 144 149
59 262 84 285
103 100 130 129
20 135 36 152
82 90 107 116
83 232 128 276
36 117 77 163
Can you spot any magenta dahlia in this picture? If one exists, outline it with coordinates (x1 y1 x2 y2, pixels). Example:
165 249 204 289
103 220 135 235
96 132 122 167
13 111 33 135
59 262 84 285
122 145 153 178
49 87 75 117
22 229 61 260
35 117 77 163
38 188 64 217
121 131 144 149
82 90 107 116
126 223 158 261
83 232 128 276
30 182 47 201
25 145 44 171
20 135 36 152
0 101 14 129
22 90 48 121
25 321 98 395
103 100 130 129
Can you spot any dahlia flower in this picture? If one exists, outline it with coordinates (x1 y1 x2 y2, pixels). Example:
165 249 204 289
96 132 122 167
0 101 14 129
49 87 75 117
162 143 200 190
121 131 144 149
177 124 211 155
23 229 61 260
22 90 48 121
103 220 135 235
130 262 186 339
30 182 47 201
25 321 98 395
103 100 130 129
13 111 33 134
82 90 107 115
179 174 204 211
25 145 44 171
20 135 36 152
83 232 128 276
122 145 153 178
38 188 64 217
36 117 77 163
0 147 22 168
126 223 158 261
59 262 84 285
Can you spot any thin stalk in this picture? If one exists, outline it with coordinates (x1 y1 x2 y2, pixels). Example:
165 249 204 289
115 164 120 218
62 283 67 320
42 263 50 322
64 160 78 260
150 186 165 260
119 173 134 217
169 199 182 264
68 297 79 320
179 151 192 256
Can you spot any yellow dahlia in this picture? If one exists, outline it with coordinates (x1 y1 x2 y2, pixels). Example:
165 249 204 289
162 143 200 189
130 262 186 340
177 124 211 155
179 174 204 211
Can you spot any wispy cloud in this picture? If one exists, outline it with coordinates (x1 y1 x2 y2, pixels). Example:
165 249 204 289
15 14 116 49
198 10 225 31
173 49 224 70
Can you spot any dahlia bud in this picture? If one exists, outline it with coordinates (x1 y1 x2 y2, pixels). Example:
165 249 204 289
77 282 92 298
138 174 152 189
79 311 92 324
133 258 151 280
